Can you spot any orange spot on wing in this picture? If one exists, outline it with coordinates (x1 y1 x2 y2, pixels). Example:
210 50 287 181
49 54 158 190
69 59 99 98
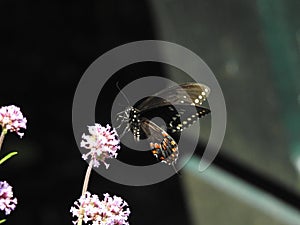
162 132 168 137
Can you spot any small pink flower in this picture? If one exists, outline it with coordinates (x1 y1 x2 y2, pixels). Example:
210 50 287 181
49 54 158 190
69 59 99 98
0 181 17 215
0 105 27 138
70 192 130 225
81 123 120 169
100 193 130 225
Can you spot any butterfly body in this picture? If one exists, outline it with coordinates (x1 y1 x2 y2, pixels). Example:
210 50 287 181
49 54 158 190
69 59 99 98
128 107 142 141
116 82 211 166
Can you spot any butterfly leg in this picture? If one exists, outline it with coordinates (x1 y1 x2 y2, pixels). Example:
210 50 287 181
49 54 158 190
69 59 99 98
118 123 131 139
115 109 130 130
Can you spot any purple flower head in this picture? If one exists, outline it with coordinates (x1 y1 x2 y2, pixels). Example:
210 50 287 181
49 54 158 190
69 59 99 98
81 123 120 169
0 181 17 215
70 192 130 225
0 105 27 138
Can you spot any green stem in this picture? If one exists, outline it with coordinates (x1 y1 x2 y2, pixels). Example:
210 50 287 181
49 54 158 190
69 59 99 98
0 152 18 165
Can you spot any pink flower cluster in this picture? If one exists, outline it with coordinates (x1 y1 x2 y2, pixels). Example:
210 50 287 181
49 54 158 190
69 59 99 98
0 105 27 138
70 192 130 225
0 181 17 215
81 124 120 169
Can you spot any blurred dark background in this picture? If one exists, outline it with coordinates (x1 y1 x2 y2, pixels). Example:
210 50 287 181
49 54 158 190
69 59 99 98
0 1 191 225
1 0 300 225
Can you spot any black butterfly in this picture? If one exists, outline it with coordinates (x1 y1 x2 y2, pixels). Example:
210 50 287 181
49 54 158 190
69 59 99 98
116 82 211 166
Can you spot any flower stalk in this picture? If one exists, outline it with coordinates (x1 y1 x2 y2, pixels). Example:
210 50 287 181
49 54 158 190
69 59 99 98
77 160 93 225
81 160 93 196
0 129 6 152
70 123 130 225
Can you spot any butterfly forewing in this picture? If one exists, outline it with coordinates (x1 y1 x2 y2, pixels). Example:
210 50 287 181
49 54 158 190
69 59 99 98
134 82 210 134
134 82 210 112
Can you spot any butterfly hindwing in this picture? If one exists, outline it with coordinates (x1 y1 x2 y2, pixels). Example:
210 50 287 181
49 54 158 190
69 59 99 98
140 117 179 165
167 105 211 133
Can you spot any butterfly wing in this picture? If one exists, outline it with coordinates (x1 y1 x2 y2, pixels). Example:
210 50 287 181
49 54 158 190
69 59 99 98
134 82 211 133
121 82 211 166
139 117 179 165
135 82 210 111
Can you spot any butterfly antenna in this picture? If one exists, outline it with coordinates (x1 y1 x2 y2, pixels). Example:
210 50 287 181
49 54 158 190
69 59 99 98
116 81 130 105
